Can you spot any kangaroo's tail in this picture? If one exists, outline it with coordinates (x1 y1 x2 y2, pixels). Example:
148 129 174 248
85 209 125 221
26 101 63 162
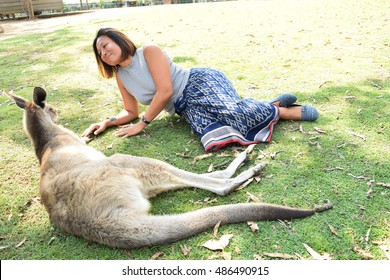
90 202 332 249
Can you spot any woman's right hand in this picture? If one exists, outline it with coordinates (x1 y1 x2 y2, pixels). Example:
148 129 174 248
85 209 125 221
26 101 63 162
81 121 108 137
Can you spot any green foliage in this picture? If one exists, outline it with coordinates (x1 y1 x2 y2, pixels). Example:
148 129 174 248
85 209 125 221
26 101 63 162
0 0 389 260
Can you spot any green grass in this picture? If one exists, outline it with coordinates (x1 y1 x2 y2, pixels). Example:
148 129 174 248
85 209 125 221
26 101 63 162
0 0 389 260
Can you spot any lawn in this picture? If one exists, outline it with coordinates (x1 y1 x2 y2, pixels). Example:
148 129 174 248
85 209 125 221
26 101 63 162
0 0 389 260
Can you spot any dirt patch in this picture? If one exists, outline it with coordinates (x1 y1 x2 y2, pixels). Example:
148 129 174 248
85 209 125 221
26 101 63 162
0 8 131 40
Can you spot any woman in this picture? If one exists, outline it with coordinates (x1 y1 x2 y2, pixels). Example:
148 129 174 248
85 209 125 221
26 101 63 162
82 28 319 152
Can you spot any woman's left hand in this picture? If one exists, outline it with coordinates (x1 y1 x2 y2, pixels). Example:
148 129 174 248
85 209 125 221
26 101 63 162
114 122 146 138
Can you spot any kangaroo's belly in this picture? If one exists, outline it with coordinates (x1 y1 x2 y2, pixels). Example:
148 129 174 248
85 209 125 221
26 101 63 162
39 153 151 233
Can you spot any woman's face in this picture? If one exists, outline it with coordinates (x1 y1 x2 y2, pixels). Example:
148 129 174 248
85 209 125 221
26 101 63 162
96 35 123 66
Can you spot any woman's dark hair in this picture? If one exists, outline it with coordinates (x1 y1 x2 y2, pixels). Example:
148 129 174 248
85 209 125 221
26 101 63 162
92 28 137 79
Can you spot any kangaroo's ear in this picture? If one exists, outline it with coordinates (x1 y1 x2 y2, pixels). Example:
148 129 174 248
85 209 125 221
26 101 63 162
33 87 47 108
3 89 29 109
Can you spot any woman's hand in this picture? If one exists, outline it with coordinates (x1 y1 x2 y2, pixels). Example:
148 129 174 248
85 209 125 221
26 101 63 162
114 121 146 137
81 121 109 137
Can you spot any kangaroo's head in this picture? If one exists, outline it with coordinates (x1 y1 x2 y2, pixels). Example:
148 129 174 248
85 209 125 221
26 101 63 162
4 87 58 159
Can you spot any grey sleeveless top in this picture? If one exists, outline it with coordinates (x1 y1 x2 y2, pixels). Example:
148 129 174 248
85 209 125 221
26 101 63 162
117 45 190 115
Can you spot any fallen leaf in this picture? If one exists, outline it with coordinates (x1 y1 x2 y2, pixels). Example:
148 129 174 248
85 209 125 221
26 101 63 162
48 236 56 245
15 237 26 248
271 151 281 159
203 234 233 251
303 243 331 260
307 131 320 135
179 244 191 256
378 244 390 260
257 153 267 159
303 243 322 259
348 173 368 180
221 251 232 260
375 182 390 188
261 252 295 259
247 221 259 232
234 246 241 255
208 252 232 260
236 178 254 191
0 245 11 250
328 224 339 236
175 152 193 159
364 228 371 243
369 81 384 89
212 160 230 170
205 198 218 204
292 152 303 158
353 245 373 260
318 80 334 88
278 219 294 232
294 253 305 260
216 151 230 158
322 167 344 171
313 127 326 134
246 191 260 203
309 140 319 146
366 188 373 197
337 142 346 148
150 251 164 260
193 154 213 161
347 130 366 141
213 221 222 237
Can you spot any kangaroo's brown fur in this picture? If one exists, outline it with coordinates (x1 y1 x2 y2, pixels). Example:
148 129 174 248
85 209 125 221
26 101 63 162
5 87 332 249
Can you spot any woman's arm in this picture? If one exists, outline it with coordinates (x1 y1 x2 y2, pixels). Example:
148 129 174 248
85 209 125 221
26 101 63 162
142 44 173 122
115 73 140 124
114 44 173 137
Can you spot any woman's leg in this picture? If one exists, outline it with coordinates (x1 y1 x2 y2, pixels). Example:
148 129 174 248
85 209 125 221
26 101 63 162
176 68 280 151
278 105 319 121
278 106 302 120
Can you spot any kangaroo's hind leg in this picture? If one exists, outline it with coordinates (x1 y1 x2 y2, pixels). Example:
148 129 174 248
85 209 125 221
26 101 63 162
108 147 265 197
201 144 256 179
142 161 267 197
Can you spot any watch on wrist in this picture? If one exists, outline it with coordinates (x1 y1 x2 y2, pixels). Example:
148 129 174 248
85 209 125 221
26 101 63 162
141 115 151 125
108 116 117 123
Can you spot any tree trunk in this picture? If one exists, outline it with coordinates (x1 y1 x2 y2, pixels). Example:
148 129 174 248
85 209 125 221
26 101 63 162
26 0 35 20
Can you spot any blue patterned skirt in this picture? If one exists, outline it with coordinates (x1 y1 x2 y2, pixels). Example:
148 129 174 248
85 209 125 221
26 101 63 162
174 68 279 152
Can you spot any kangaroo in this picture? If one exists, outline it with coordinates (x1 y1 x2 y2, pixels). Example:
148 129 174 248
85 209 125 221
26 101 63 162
5 87 332 249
